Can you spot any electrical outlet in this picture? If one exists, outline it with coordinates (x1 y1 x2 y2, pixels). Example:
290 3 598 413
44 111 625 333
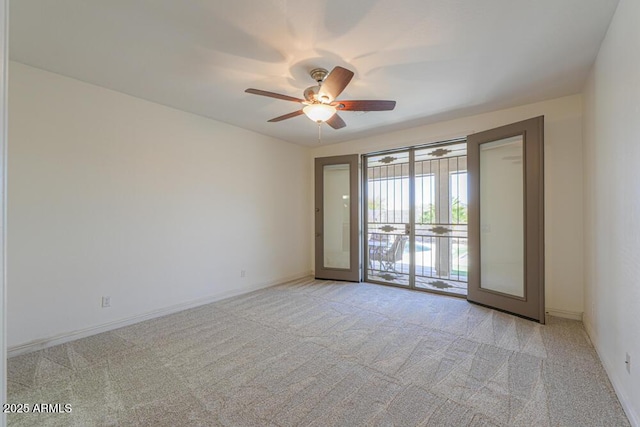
625 353 631 374
240 269 246 278
101 296 111 308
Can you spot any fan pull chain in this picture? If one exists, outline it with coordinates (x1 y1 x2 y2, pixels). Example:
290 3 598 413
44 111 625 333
318 122 322 143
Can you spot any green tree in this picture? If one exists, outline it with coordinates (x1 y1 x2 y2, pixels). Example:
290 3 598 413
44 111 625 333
368 197 382 211
451 197 467 224
420 203 435 224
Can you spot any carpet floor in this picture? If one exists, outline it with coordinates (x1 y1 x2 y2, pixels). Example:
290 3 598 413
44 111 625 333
7 278 630 426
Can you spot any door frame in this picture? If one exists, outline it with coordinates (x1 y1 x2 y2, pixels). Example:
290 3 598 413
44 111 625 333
314 154 360 282
467 116 545 323
1 0 8 423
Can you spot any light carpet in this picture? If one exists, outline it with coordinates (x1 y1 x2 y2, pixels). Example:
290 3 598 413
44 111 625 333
7 278 630 426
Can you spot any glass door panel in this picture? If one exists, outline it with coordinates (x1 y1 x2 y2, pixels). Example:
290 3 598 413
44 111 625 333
479 136 524 297
323 164 351 269
365 151 411 287
414 143 468 295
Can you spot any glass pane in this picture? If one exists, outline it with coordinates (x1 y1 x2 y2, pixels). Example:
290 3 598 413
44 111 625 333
323 164 350 269
479 135 524 297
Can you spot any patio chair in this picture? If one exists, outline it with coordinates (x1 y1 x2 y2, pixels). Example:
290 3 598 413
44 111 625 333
370 235 408 272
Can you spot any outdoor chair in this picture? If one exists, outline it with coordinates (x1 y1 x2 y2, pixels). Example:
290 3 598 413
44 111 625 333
370 235 408 272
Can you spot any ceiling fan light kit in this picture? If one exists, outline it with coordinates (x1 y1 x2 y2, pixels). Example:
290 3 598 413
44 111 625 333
245 66 396 131
303 103 336 123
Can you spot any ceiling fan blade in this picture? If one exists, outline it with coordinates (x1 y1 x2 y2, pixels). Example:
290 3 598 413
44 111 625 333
319 66 354 101
245 88 304 103
326 113 346 129
267 110 304 122
334 100 396 111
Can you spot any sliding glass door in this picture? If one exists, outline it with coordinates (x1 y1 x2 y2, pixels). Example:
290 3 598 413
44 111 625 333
364 141 468 296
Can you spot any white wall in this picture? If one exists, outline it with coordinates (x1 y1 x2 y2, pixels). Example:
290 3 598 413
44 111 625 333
8 62 311 350
312 95 584 318
582 0 640 423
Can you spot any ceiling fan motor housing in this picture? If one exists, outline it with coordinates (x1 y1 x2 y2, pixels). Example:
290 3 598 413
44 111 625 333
303 85 321 103
305 68 331 103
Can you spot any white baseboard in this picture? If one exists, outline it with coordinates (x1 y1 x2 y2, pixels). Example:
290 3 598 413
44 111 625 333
584 320 639 427
8 272 312 358
545 307 583 321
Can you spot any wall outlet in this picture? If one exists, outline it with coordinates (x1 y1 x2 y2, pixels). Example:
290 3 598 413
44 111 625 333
240 269 246 278
101 296 111 308
625 353 631 374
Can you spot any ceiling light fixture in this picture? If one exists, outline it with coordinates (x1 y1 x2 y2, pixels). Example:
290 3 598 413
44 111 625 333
303 103 336 123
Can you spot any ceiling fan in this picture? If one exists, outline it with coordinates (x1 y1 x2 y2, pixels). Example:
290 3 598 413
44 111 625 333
245 66 396 129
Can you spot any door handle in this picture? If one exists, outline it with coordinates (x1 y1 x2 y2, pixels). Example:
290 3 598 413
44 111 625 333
405 224 411 235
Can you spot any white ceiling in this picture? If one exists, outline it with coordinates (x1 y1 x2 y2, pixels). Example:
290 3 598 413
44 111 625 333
10 0 618 146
